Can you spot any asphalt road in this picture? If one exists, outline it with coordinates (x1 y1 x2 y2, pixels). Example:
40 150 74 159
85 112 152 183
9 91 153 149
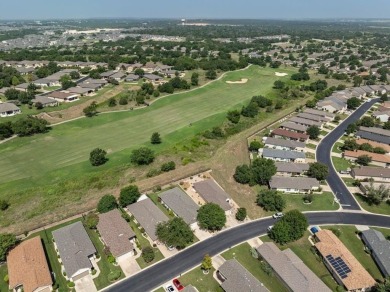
105 211 390 292
316 98 380 210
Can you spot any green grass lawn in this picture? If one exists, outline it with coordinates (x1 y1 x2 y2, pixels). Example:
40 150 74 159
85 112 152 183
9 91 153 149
320 130 329 136
306 152 315 159
0 264 8 292
153 288 166 292
222 242 288 292
372 227 390 238
353 193 390 215
282 192 339 212
260 232 341 291
178 267 222 292
342 177 356 187
306 143 317 150
322 226 384 281
332 142 343 154
332 156 352 172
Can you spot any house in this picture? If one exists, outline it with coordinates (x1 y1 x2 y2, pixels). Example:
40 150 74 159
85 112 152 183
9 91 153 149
110 71 126 81
82 78 108 86
304 108 335 120
125 74 140 82
355 130 390 145
52 222 97 281
78 83 102 91
162 69 179 78
289 116 323 128
351 166 390 182
33 78 59 87
355 138 390 153
142 62 159 73
270 128 309 142
314 229 376 291
0 103 21 117
192 179 233 212
16 67 35 75
256 242 330 292
65 87 94 96
15 83 30 92
269 176 319 193
372 110 390 123
126 197 168 242
275 162 309 176
317 97 347 113
361 229 390 277
297 112 329 123
100 70 117 79
280 122 308 133
116 63 133 72
144 73 163 83
47 91 79 102
261 148 306 163
343 150 390 168
7 237 53 292
32 95 59 107
217 259 269 292
358 126 390 140
97 209 136 259
159 187 199 227
264 137 305 152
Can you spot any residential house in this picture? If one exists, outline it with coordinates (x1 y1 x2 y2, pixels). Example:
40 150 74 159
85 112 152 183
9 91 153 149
359 182 390 195
97 209 136 259
32 95 59 107
16 67 35 75
126 197 168 242
361 229 390 277
33 78 59 87
7 237 53 292
192 179 233 212
297 112 329 123
82 78 108 86
144 73 164 84
304 108 335 120
66 87 94 96
256 242 330 292
116 63 134 73
280 122 308 133
275 162 310 176
100 70 117 79
110 71 126 81
355 138 390 153
47 91 79 102
159 187 199 227
217 259 269 292
125 74 140 82
52 222 97 281
0 103 21 117
343 150 390 168
289 116 323 128
317 98 346 113
142 62 159 73
78 83 102 91
14 83 30 92
261 148 306 163
351 166 390 183
360 86 375 96
372 110 390 123
355 130 390 145
269 176 319 193
264 137 305 152
314 229 376 291
358 127 390 140
270 128 309 142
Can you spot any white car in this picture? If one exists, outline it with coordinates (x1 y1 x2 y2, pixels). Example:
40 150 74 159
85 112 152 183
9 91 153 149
272 212 284 219
267 225 274 232
166 285 175 292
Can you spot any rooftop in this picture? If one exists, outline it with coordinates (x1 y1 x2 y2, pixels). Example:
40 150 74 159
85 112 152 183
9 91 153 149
264 137 305 149
344 150 390 164
271 128 309 140
361 229 390 277
269 176 319 190
351 166 390 178
192 179 232 211
262 148 305 160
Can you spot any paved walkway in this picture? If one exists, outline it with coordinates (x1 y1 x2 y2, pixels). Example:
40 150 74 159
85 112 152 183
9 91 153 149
212 255 226 270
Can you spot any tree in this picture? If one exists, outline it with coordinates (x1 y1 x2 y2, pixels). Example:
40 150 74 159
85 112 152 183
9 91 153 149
12 117 48 136
269 210 308 244
241 101 259 118
373 277 390 292
201 254 213 272
107 97 117 107
97 195 117 213
141 247 155 263
0 200 9 211
61 80 77 90
365 181 390 205
306 125 320 140
119 185 141 207
89 148 108 166
257 190 286 211
191 72 199 86
69 71 80 79
233 164 252 184
0 122 14 140
273 80 285 89
226 110 240 124
249 140 262 152
347 97 361 109
83 101 98 117
346 123 358 134
359 116 375 127
150 132 161 144
356 155 372 166
130 147 155 165
156 217 194 249
235 208 247 221
84 212 99 229
205 70 217 80
161 161 175 172
4 88 20 100
134 68 145 77
353 75 363 87
307 162 329 181
342 139 359 151
0 233 17 261
305 99 316 108
35 102 43 110
251 158 277 185
383 121 390 130
197 203 226 231
11 76 19 87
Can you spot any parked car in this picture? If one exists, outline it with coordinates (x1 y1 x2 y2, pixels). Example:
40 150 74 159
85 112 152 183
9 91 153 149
267 225 274 232
173 279 184 291
272 212 284 219
166 285 175 292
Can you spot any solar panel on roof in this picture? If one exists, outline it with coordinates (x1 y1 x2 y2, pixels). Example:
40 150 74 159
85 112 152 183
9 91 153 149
325 254 352 279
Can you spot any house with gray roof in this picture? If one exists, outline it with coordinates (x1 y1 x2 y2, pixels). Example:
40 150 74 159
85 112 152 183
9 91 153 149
304 108 335 119
217 259 269 292
126 197 168 242
297 112 328 123
269 176 320 193
0 103 21 117
359 126 390 138
317 98 346 113
289 116 323 128
361 229 390 277
280 122 308 133
52 221 96 281
110 71 126 81
351 166 390 183
256 242 331 292
264 137 305 152
100 70 117 79
275 162 309 176
261 148 306 163
66 87 94 96
97 209 136 259
32 95 59 107
159 187 199 226
356 131 390 145
192 179 232 212
144 74 163 81
125 74 140 82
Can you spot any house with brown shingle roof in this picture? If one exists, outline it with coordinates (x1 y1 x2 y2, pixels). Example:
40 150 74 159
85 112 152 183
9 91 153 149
7 236 52 292
314 230 376 291
351 166 390 183
343 150 390 168
97 209 136 259
355 139 390 153
271 128 309 142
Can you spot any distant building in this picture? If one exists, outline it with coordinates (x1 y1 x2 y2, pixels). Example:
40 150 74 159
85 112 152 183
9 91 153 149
0 103 21 117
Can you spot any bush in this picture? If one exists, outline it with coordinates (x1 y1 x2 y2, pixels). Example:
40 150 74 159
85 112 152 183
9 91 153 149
84 212 99 229
235 208 247 221
257 190 286 211
161 161 176 172
97 195 117 213
269 210 308 244
107 255 116 264
146 168 161 177
303 194 313 203
67 281 75 288
119 96 128 105
0 200 9 211
141 247 155 263
108 97 117 107
249 140 262 152
119 185 141 207
89 148 108 166
108 270 121 282
3 274 8 283
130 147 155 165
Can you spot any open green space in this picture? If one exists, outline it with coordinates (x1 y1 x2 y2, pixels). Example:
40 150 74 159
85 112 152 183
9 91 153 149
354 193 390 215
222 242 288 292
178 267 222 292
342 177 356 187
0 264 8 292
332 142 343 154
282 192 339 212
261 232 341 291
332 156 352 172
322 226 383 281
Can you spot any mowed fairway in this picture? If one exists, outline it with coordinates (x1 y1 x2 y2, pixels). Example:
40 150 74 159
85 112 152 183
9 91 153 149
0 66 293 187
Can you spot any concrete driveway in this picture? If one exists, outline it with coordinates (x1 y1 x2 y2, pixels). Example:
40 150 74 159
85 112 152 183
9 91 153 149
75 274 97 292
117 253 141 277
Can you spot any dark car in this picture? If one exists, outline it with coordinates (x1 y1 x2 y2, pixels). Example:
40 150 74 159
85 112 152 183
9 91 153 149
173 279 184 291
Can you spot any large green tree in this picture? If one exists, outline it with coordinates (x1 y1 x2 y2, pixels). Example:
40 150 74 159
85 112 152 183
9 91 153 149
197 203 226 231
89 148 108 166
347 97 361 109
119 185 141 207
257 189 286 212
306 125 320 140
307 162 329 181
130 147 155 165
97 195 117 213
269 210 308 244
156 217 194 249
251 158 277 185
150 132 162 144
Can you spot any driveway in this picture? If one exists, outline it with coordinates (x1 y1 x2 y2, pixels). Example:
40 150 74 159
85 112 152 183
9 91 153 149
117 253 141 277
75 274 97 292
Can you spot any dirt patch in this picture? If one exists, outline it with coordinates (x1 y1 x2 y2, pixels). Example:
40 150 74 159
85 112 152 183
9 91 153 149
226 78 248 84
275 72 288 77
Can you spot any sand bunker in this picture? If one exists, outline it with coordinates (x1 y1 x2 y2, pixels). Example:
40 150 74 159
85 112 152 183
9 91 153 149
275 72 288 77
226 78 248 84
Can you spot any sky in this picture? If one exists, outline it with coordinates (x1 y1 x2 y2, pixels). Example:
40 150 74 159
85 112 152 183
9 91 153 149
1 0 390 20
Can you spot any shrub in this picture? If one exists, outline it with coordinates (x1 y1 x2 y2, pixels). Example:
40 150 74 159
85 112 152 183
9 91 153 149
142 247 155 263
107 255 116 264
235 208 247 221
97 195 117 213
257 190 286 211
130 147 155 165
108 270 121 282
3 274 8 283
84 212 99 229
67 281 75 288
0 200 9 211
303 194 313 203
119 185 141 207
161 161 176 172
146 168 161 177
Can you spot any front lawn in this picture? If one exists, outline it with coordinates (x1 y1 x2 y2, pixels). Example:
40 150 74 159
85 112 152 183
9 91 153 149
281 191 338 212
342 177 356 187
306 143 317 150
353 193 390 215
332 142 343 154
332 156 352 172
222 243 288 292
178 267 222 292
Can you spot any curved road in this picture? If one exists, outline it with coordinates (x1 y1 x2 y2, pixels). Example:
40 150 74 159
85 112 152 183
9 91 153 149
105 211 390 292
316 98 380 210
